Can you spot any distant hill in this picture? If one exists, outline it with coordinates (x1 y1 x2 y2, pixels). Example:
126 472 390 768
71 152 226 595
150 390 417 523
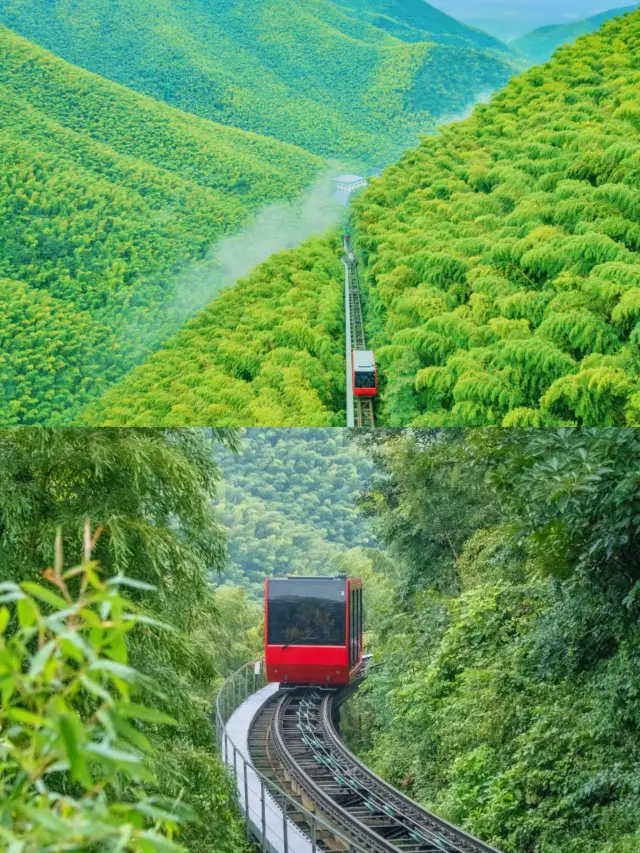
511 5 640 63
0 0 517 164
216 429 375 598
80 9 640 429
0 26 321 425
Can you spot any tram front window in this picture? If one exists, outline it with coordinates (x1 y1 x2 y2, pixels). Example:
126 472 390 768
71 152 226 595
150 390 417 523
268 579 346 646
355 371 375 389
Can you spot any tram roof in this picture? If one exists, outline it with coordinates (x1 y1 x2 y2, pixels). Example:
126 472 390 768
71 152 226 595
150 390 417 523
353 350 375 371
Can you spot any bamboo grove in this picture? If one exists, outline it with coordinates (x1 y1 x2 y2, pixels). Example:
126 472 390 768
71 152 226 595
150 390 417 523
352 8 640 427
0 26 321 425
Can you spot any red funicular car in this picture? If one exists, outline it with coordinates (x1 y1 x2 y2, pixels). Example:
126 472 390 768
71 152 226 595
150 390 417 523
264 575 363 687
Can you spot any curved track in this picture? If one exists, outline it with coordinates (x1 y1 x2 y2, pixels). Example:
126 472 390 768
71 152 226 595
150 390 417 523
249 687 501 853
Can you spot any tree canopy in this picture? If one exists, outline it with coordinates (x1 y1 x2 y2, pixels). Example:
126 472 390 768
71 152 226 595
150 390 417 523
350 9 640 427
347 428 640 853
0 427 255 853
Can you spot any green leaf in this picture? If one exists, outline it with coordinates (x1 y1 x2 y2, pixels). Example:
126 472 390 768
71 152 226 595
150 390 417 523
59 713 91 788
20 582 69 610
86 742 141 764
0 606 9 634
115 703 178 726
6 708 49 728
107 575 156 592
17 597 38 629
139 831 187 853
29 640 56 677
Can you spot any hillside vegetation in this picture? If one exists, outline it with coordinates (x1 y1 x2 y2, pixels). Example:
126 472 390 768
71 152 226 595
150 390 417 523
0 427 255 853
0 27 321 426
216 429 375 597
348 429 640 853
0 0 516 163
512 5 640 63
350 9 640 427
81 236 347 427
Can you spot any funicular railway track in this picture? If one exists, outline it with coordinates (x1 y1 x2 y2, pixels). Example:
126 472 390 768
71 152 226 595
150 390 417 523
248 687 501 853
344 240 375 429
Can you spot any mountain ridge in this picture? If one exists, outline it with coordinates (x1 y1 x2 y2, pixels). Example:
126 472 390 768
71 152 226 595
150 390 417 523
511 3 640 63
0 0 517 164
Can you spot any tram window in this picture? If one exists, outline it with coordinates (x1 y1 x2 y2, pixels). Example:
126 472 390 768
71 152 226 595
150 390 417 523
268 579 346 646
354 372 376 389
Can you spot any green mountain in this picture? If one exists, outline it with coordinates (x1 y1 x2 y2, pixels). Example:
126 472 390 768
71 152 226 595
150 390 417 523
511 4 640 63
0 26 321 425
216 429 375 598
349 8 640 428
0 0 517 163
82 9 640 429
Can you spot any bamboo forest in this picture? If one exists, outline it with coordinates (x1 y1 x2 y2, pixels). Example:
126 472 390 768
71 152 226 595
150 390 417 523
52 8 640 428
3 427 640 853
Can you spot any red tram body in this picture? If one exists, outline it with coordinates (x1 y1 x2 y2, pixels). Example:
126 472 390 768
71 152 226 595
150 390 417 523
352 351 377 398
265 576 363 687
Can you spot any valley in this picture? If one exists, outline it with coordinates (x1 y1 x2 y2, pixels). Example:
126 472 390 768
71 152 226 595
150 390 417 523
81 8 640 429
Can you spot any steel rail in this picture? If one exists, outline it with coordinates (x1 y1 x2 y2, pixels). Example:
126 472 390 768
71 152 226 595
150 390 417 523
250 687 504 853
343 237 375 429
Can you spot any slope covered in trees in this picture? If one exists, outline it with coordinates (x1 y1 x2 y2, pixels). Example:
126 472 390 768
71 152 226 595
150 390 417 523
347 429 640 853
0 427 257 853
0 0 517 163
0 26 321 426
511 5 640 63
215 429 376 597
350 9 640 427
81 236 346 427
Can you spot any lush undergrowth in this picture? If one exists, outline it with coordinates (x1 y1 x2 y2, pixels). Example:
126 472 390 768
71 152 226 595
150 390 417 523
216 429 375 597
511 5 640 63
347 429 640 853
351 9 640 427
0 427 255 853
82 236 347 427
0 27 321 426
0 0 516 164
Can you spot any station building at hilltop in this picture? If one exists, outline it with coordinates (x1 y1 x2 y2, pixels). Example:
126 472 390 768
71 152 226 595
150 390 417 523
332 174 368 206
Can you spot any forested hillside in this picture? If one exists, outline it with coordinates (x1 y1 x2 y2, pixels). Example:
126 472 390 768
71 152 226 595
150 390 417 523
0 27 321 426
0 428 257 852
0 0 516 163
81 236 346 426
81 10 640 429
348 429 640 853
512 5 640 63
350 9 640 427
215 429 375 597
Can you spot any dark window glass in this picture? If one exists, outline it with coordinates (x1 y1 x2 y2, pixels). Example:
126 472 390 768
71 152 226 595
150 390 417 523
268 578 346 646
355 371 376 389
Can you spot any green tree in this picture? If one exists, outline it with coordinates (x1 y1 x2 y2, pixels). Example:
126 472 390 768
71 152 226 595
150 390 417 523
0 427 249 853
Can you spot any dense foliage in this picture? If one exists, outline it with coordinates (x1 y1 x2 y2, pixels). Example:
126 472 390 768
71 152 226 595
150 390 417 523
0 428 254 853
82 236 347 426
0 0 516 164
347 429 640 853
351 10 640 427
0 27 321 426
512 5 640 64
1 554 197 852
216 429 375 597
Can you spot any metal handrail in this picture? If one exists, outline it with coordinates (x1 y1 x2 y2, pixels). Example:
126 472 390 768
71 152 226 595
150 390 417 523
214 659 370 853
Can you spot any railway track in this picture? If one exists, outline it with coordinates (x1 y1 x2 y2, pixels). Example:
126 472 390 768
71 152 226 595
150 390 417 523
248 688 501 853
344 239 375 429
